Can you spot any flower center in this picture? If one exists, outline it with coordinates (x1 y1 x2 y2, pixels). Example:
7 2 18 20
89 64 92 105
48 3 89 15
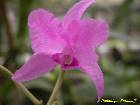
52 46 79 69
52 53 73 65
63 54 73 65
52 53 79 70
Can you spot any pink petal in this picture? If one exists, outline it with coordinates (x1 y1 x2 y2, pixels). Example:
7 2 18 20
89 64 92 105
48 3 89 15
76 19 109 48
12 53 56 82
62 20 80 45
63 0 95 27
82 19 109 47
82 63 104 101
73 46 104 100
28 9 66 54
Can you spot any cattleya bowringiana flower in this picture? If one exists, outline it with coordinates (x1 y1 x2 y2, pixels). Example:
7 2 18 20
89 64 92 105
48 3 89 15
12 0 109 100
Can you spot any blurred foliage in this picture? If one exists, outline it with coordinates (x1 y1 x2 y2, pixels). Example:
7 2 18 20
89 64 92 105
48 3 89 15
17 0 34 39
112 0 133 28
0 0 140 105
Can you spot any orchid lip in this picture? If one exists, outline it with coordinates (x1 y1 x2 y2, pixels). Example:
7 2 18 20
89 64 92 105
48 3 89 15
63 54 73 65
52 52 79 70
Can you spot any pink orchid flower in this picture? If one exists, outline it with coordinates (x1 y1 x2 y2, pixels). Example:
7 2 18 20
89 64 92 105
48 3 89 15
12 0 109 100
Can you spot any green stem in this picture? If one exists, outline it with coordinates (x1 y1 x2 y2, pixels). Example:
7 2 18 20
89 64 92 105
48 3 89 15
46 70 65 105
0 65 42 105
0 65 12 76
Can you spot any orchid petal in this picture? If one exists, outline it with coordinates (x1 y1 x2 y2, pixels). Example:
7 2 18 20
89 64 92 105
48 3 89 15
28 9 66 54
12 53 56 82
73 46 104 100
63 0 95 27
82 63 104 101
74 19 109 48
82 19 109 47
62 20 80 45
